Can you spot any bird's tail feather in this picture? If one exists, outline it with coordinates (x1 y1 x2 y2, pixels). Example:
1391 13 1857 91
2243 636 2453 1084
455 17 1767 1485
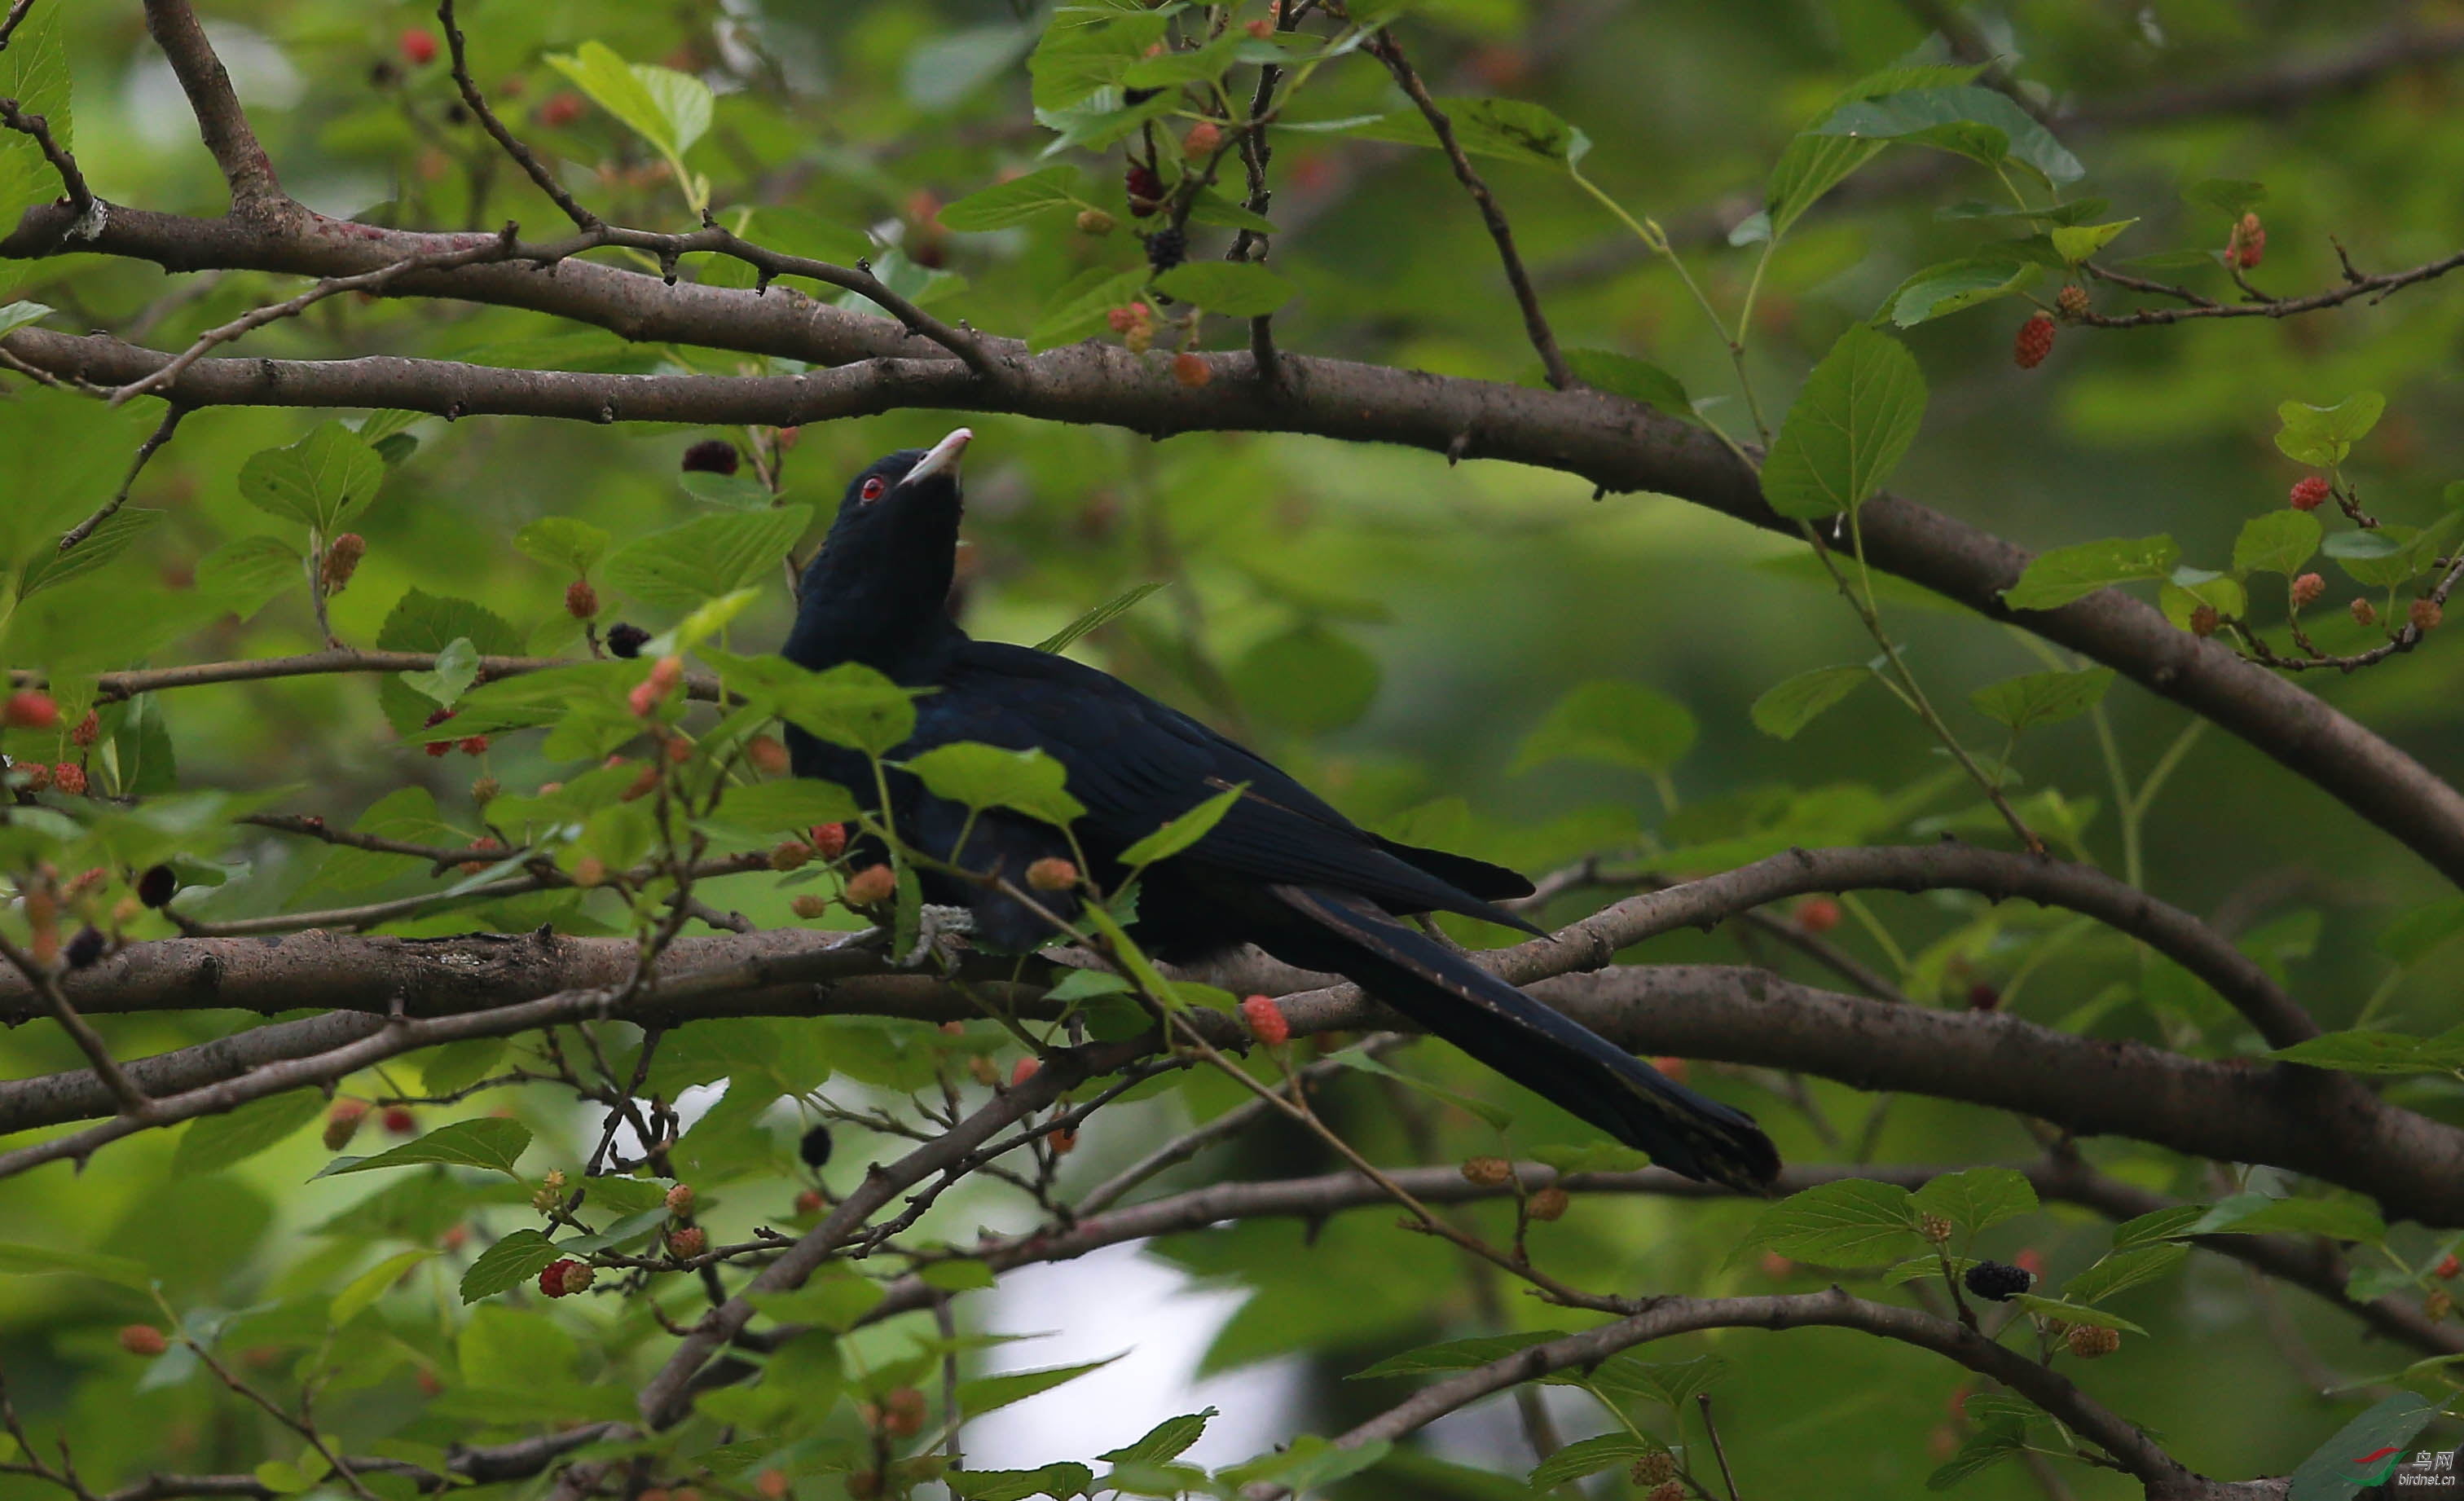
1271 884 1780 1192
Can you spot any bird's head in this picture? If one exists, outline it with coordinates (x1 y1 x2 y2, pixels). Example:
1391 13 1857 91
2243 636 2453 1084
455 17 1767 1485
786 428 974 670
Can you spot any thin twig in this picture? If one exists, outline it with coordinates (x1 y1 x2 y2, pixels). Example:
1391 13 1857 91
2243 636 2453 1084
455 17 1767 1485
0 931 153 1119
59 406 184 548
1362 29 1569 390
2079 245 2464 327
437 0 596 231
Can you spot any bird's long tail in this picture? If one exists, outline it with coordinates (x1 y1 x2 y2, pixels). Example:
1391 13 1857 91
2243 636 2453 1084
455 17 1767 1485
1271 884 1780 1191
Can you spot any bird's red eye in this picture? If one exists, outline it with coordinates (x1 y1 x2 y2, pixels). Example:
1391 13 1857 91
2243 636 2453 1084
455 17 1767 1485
860 476 887 502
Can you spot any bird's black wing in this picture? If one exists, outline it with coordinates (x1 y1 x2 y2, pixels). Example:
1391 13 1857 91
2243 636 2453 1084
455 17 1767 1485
924 640 1538 931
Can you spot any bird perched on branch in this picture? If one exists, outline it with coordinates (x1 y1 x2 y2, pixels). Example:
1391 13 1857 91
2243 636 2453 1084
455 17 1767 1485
781 429 1780 1191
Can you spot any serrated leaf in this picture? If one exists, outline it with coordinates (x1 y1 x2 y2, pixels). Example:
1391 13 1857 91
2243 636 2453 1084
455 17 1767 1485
603 507 810 610
2048 218 2137 263
2188 1190 2386 1243
2380 899 2464 969
2112 1205 2206 1248
1811 85 2083 185
2287 1392 2435 1501
2274 392 2385 468
750 1273 887 1332
1761 324 1926 518
0 7 73 226
956 1355 1122 1416
1926 1416 2026 1490
2007 1293 2145 1334
1763 64 1983 237
1217 1435 1392 1494
2233 508 2323 576
420 1037 511 1097
908 742 1085 827
948 1464 1096 1501
1529 1433 1652 1490
1324 1046 1512 1130
238 422 388 534
1736 1177 1917 1264
196 535 303 621
544 42 693 158
1031 266 1151 350
1887 257 2040 326
2061 1241 2188 1305
1332 97 1590 166
707 777 861 837
513 517 611 575
2000 535 2179 610
173 1089 328 1175
318 1118 534 1180
1098 1408 1217 1465
17 507 164 602
711 654 919 757
1912 1167 2038 1235
459 1230 561 1302
398 636 482 709
1152 261 1294 316
677 470 776 510
2159 572 2245 630
331 1249 438 1327
941 165 1085 231
2184 178 2267 219
1512 679 1696 774
0 1241 153 1290
1968 667 2114 733
1751 664 1872 740
1121 782 1245 867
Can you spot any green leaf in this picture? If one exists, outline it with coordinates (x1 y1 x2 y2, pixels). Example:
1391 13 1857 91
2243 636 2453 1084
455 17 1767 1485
196 535 303 620
1038 581 1166 653
2233 508 2323 576
376 589 524 734
1152 262 1295 317
1529 1433 1652 1490
2381 899 2464 968
707 777 861 837
420 1037 511 1097
1120 783 1245 866
1968 667 2114 733
318 1118 534 1180
398 636 482 710
173 1089 327 1175
1736 1177 1917 1264
1186 187 1276 234
16 508 164 601
1512 680 1697 774
909 742 1085 827
2007 1293 2145 1334
2286 1392 2436 1501
674 469 772 510
750 1272 887 1332
1098 1408 1217 1465
714 654 920 757
1811 86 2083 185
941 165 1085 231
2159 570 2245 630
1751 665 1872 740
513 517 611 575
0 6 73 227
237 422 388 534
1561 348 1692 416
2274 392 2385 468
948 1465 1096 1501
2061 1242 2188 1305
2184 178 2267 220
2048 218 2137 263
1760 324 1926 518
1912 1167 2038 1235
331 1249 438 1327
2000 535 2180 610
2188 1191 2387 1243
1324 1046 1513 1129
1887 256 2040 326
2269 1028 2464 1075
458 1230 561 1302
1349 1332 1567 1382
1031 266 1151 350
957 1356 1122 1416
0 1241 153 1290
544 42 706 159
1333 97 1591 166
1926 1416 2026 1490
1568 1352 1729 1411
603 506 811 611
1217 1436 1393 1494
2112 1205 2207 1248
918 1259 997 1292
1764 65 1982 237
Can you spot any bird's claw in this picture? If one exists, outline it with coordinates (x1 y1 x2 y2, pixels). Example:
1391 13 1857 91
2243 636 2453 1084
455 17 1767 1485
901 904 976 969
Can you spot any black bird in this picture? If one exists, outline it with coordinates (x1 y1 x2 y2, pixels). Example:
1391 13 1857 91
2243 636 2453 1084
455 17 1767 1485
781 430 1780 1190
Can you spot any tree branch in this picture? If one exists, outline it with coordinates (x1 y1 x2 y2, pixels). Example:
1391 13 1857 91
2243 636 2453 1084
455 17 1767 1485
139 0 289 218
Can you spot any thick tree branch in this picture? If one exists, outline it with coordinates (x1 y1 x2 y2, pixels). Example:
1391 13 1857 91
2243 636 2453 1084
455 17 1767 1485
5 237 2458 895
140 0 289 218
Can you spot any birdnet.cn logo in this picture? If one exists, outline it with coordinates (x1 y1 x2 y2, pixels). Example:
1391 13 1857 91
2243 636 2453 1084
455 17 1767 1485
2353 1446 2459 1489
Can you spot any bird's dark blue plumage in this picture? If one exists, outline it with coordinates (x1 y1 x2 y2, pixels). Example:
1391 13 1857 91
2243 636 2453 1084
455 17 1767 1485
779 431 1779 1189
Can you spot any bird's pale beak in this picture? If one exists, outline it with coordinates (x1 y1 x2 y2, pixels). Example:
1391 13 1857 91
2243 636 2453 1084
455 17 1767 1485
900 427 972 487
